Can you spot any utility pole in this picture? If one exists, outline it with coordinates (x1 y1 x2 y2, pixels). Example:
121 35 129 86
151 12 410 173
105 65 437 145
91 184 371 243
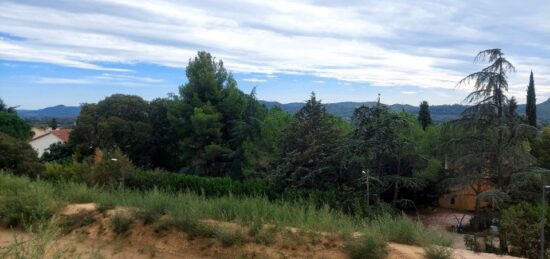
363 170 370 209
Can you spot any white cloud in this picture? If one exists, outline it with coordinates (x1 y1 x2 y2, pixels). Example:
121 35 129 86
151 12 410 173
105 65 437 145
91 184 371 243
243 78 268 83
313 80 325 84
0 0 548 100
401 91 417 95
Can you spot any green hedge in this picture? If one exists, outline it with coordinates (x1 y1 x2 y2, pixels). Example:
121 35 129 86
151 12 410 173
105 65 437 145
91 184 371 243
125 170 271 197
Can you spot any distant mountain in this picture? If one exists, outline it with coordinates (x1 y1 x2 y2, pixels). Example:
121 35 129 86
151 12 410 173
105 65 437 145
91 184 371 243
17 98 550 125
17 105 81 118
262 101 468 123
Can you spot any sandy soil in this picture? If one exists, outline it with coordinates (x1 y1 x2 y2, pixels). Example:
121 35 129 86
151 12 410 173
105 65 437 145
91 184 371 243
0 204 524 259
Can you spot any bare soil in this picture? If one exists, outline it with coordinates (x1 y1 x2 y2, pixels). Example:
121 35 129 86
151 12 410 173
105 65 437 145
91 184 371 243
0 204 523 258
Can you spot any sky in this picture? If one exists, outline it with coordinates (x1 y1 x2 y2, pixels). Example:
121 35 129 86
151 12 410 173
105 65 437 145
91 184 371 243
0 0 549 109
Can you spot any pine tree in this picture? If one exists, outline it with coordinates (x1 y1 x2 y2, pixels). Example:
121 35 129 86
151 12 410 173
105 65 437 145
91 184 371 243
417 101 432 130
526 70 537 127
276 92 342 190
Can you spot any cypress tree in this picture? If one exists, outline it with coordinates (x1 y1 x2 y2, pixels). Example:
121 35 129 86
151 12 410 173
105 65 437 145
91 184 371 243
417 100 432 130
526 70 537 127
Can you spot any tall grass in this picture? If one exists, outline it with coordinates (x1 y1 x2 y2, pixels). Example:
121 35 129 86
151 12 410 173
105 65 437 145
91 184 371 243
0 173 451 247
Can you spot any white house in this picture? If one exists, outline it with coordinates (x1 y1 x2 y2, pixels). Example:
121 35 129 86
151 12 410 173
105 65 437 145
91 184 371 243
28 129 71 157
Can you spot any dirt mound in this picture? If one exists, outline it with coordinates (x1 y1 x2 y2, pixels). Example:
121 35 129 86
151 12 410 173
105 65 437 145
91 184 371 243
1 204 523 259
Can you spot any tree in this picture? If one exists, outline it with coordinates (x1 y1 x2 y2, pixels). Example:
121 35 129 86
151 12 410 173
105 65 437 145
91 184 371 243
0 132 44 177
0 112 33 140
168 51 267 179
526 71 537 127
0 98 17 114
70 94 154 168
41 142 73 164
275 93 344 190
458 49 515 119
533 126 550 169
417 100 432 130
48 118 59 130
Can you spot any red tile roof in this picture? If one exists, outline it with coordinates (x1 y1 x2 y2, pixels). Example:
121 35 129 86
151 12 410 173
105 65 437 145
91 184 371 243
50 129 71 142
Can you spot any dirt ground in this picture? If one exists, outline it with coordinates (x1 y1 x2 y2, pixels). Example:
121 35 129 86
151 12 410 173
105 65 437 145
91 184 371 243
0 204 523 259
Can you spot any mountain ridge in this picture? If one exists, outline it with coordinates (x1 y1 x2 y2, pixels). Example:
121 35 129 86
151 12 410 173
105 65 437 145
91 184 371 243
17 98 550 125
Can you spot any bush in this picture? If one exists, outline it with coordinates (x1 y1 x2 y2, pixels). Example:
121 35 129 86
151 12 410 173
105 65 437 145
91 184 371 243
126 169 270 197
0 133 44 177
424 246 454 259
0 174 59 227
43 161 90 182
370 214 452 247
216 229 244 247
111 213 132 235
500 202 550 259
344 233 388 259
92 148 135 187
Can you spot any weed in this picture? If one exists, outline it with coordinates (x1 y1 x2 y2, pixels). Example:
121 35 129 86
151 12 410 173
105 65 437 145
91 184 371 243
216 229 244 247
424 246 454 259
344 233 388 259
254 226 278 245
111 213 132 235
60 214 96 233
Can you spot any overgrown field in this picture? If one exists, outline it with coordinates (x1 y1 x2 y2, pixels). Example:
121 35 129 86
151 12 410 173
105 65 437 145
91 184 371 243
0 172 451 258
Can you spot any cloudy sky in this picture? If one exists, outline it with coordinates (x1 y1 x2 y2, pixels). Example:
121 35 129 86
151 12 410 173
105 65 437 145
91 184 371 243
1 0 549 109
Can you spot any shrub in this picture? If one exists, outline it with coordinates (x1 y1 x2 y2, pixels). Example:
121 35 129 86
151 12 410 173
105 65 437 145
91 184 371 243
0 133 44 177
370 214 452 247
0 175 58 227
344 233 388 259
43 161 90 182
424 246 454 259
500 202 550 259
125 169 270 197
111 213 132 235
216 229 244 247
91 148 135 187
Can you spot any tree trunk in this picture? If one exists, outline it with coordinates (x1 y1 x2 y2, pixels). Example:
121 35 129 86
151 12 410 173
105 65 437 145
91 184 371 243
393 181 399 206
474 194 481 231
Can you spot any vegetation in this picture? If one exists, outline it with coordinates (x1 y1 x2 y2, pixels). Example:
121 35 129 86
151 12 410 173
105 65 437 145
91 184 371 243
0 133 44 177
0 49 548 258
500 202 550 259
344 233 388 259
526 71 537 127
418 100 432 130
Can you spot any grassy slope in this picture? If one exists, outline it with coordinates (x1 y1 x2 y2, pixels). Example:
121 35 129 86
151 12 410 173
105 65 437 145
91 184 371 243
0 173 451 250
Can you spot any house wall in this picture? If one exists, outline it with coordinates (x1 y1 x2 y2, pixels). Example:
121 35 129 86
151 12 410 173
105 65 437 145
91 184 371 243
29 134 62 157
438 184 492 211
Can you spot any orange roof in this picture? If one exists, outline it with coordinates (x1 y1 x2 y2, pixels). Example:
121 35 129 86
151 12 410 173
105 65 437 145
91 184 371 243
50 129 71 142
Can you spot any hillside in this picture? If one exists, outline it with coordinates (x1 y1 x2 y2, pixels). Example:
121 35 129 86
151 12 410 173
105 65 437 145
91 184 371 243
17 99 550 125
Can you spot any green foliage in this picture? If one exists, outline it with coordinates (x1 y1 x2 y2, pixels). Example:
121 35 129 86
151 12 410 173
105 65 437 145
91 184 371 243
369 214 452 246
91 148 135 186
70 94 157 168
533 126 550 169
41 142 73 164
111 213 133 235
125 169 269 197
168 52 267 179
0 172 59 227
216 229 245 247
344 233 388 259
0 133 44 177
48 118 58 130
275 92 344 190
500 202 550 259
0 111 33 140
43 161 89 182
423 246 454 259
418 100 432 130
526 71 537 127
